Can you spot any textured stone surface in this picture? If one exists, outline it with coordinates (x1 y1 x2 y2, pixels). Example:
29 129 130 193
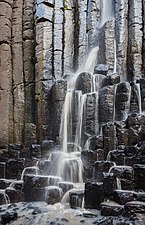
115 0 128 80
87 0 100 49
102 123 116 159
63 0 74 75
84 181 104 209
128 0 143 80
0 0 145 148
99 20 115 71
101 201 124 216
99 86 115 126
115 82 131 121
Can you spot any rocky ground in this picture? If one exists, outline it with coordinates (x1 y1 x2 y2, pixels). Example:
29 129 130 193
0 202 145 225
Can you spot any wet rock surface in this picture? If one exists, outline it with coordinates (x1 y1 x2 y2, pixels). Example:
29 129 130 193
0 202 145 225
0 0 145 224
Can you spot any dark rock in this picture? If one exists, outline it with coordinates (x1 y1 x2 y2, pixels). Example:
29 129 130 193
30 144 41 159
45 186 63 204
102 123 116 159
84 181 104 209
113 190 135 205
51 101 65 142
93 161 114 182
0 179 13 189
75 72 92 94
69 189 84 209
0 162 6 178
61 218 69 222
8 144 23 159
0 192 7 205
101 201 124 216
109 166 134 180
116 126 128 147
94 64 110 75
6 158 25 179
99 87 115 126
135 192 145 202
128 128 140 146
140 115 145 142
5 187 24 203
124 146 139 157
11 180 23 191
130 82 141 114
94 161 114 175
103 75 120 87
84 93 98 138
32 207 42 215
134 164 145 191
140 141 145 155
1 211 18 225
120 178 134 190
36 159 51 175
6 159 17 179
41 139 55 158
23 174 49 201
93 217 113 225
140 78 145 111
124 201 145 214
103 173 117 196
32 187 45 201
108 150 125 165
115 82 130 121
81 150 97 169
126 113 141 130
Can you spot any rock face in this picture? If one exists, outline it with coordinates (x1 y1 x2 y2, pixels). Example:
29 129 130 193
0 0 35 148
0 0 145 223
0 0 145 147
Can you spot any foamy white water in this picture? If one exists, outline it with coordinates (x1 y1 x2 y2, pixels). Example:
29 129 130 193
136 83 142 114
60 91 73 153
113 38 117 74
74 93 87 149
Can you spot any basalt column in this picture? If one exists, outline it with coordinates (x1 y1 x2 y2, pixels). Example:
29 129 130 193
23 0 36 146
0 0 13 147
115 0 128 80
0 0 35 148
128 0 143 80
35 0 54 141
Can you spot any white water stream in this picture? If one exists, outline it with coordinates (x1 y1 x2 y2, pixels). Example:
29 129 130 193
100 0 114 26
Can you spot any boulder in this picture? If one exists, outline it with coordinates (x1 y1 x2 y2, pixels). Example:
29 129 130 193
124 201 145 214
84 181 104 209
101 201 124 216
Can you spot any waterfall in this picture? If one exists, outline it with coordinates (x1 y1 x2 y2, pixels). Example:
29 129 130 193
74 93 87 149
61 46 99 154
60 91 73 153
136 83 142 114
113 38 117 74
56 47 100 185
83 47 99 74
100 0 114 26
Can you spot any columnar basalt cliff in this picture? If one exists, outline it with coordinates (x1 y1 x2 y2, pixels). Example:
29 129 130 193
0 0 145 147
1 0 145 224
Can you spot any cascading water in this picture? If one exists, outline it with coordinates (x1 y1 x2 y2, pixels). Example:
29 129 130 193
113 38 117 74
136 83 142 114
100 0 114 26
55 46 100 185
